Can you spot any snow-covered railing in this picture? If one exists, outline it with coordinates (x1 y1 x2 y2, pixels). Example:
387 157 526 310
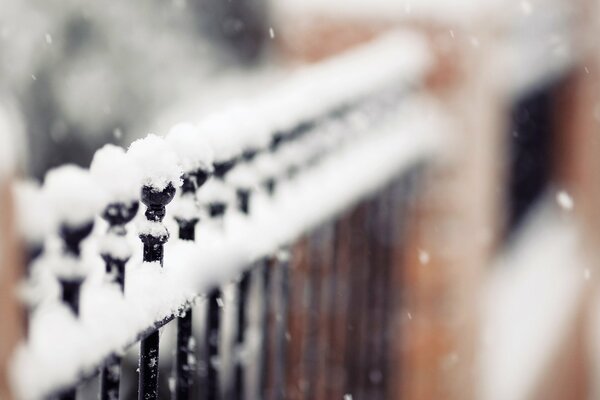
9 31 441 400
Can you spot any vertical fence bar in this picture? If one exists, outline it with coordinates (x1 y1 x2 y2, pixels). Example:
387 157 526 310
303 225 331 400
206 288 222 400
302 232 318 400
92 145 141 400
232 168 254 400
285 238 310 400
313 223 335 400
175 310 194 400
233 270 251 400
325 214 352 400
357 198 380 398
200 156 237 400
364 190 390 399
385 168 422 400
139 330 160 400
44 166 101 400
269 250 290 400
173 163 210 400
378 177 412 400
343 203 369 399
58 221 95 400
138 183 176 400
99 202 139 400
259 258 272 400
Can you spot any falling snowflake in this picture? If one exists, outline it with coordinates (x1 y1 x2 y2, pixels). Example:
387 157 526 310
418 249 430 265
520 1 533 15
556 190 574 211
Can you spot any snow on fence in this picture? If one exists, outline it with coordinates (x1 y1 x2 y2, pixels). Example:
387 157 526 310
9 31 442 400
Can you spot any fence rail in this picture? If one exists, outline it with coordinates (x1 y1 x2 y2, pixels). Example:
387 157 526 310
9 31 442 400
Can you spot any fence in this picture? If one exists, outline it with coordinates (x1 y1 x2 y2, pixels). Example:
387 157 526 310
9 31 443 400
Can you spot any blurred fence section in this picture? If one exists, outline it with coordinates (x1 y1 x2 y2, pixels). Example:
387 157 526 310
3 32 444 400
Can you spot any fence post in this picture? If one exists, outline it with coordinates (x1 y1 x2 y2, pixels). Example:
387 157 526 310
200 154 238 400
98 196 138 400
44 165 103 400
259 256 274 399
227 149 259 400
91 144 142 400
138 182 176 400
270 250 290 399
233 270 251 400
128 135 181 400
169 126 212 400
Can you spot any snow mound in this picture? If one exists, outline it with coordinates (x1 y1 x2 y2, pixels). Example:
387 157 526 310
127 134 182 191
196 179 235 206
44 165 106 229
13 180 56 244
197 111 242 163
90 144 142 204
166 123 214 173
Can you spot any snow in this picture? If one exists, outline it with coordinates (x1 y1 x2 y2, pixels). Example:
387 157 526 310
256 30 430 133
9 32 436 398
196 179 236 207
127 134 182 191
43 165 107 229
98 231 133 261
556 190 574 211
226 165 259 191
90 144 142 204
137 219 169 238
197 111 243 163
188 30 430 161
40 252 92 281
171 194 200 221
479 201 585 400
273 0 513 25
13 180 56 245
166 123 214 173
10 98 443 399
251 154 279 183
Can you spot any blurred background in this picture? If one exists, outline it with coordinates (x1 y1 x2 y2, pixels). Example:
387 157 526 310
2 0 600 399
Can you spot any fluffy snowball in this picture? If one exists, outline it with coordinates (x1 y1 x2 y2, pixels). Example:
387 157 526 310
90 144 142 203
228 105 271 152
127 134 182 191
171 193 199 221
44 165 106 228
226 164 258 190
13 180 56 244
197 111 242 163
166 122 214 173
252 153 279 181
196 179 235 205
99 231 133 260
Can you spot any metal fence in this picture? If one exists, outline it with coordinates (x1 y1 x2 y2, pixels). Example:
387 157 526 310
10 31 441 400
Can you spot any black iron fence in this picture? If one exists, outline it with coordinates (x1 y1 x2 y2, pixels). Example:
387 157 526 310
10 32 440 400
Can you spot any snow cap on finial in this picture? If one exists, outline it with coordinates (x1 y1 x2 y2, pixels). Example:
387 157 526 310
127 134 182 191
13 180 56 246
44 165 106 229
166 122 214 174
197 109 242 164
91 144 142 204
